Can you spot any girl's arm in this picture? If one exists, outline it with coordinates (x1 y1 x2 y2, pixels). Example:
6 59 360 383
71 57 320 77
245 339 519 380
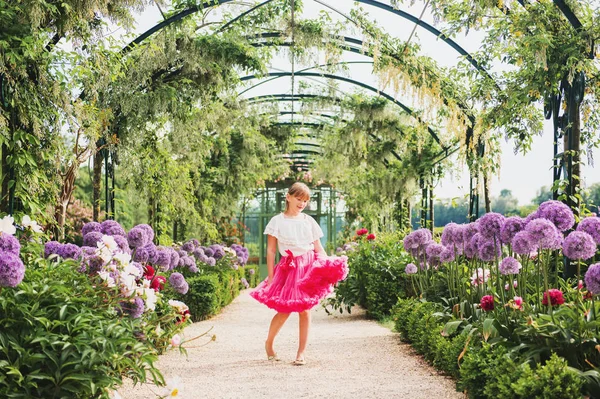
314 239 328 257
266 235 278 285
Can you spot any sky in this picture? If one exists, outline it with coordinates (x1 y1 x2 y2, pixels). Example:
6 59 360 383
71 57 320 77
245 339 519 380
114 0 600 206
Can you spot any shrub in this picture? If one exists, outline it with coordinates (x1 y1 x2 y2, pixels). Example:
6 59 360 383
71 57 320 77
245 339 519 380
0 260 160 398
512 354 584 399
175 274 221 321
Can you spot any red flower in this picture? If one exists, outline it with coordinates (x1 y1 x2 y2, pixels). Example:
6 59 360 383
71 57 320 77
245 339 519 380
150 275 166 291
542 289 565 307
366 233 376 241
356 228 368 236
143 265 156 279
480 295 495 311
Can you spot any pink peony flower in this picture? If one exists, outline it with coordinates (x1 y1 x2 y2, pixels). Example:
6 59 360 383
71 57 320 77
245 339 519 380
480 295 495 311
356 228 368 236
170 334 181 347
512 296 523 310
366 233 376 241
542 289 565 307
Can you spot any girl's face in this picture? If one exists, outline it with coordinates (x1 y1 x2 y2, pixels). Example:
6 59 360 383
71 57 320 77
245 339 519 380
287 194 309 213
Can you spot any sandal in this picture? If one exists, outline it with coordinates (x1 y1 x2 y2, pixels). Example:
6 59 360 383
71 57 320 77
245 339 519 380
267 353 280 361
292 358 306 366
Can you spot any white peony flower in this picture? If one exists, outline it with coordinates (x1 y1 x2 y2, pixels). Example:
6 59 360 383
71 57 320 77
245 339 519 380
113 252 131 266
0 215 16 235
98 271 116 287
21 215 43 233
162 376 183 397
123 263 142 278
168 299 189 313
120 274 137 297
98 235 118 252
144 288 158 311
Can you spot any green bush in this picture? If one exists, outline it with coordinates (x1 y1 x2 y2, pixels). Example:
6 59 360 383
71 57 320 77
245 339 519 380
175 274 221 321
512 354 584 399
0 260 160 399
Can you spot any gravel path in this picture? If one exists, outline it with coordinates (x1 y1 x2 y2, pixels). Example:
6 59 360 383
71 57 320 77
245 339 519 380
120 290 465 399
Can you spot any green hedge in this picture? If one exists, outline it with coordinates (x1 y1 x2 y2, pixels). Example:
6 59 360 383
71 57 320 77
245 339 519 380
392 298 585 398
176 264 259 322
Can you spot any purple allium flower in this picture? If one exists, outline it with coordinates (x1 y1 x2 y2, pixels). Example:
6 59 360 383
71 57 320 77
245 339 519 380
0 234 20 256
206 257 216 266
204 247 215 257
188 264 199 273
525 211 538 224
0 251 25 287
192 248 205 259
169 249 180 271
563 231 597 260
154 248 171 271
133 245 150 263
538 200 575 232
241 277 250 289
136 224 154 243
500 216 525 245
84 255 104 274
177 249 187 258
113 235 130 254
403 229 433 253
183 256 195 268
127 227 148 248
177 281 189 294
182 240 195 252
169 272 185 287
526 218 562 249
512 231 536 255
83 231 103 247
479 212 505 240
100 220 125 237
44 241 62 258
462 222 479 243
237 256 245 264
249 268 256 275
131 262 144 276
440 247 455 263
426 243 444 267
499 256 522 275
81 221 102 236
120 298 145 319
441 223 464 248
342 243 351 251
584 263 600 294
405 263 418 274
577 217 600 245
59 243 82 260
81 246 97 256
478 239 501 262
177 258 185 268
190 239 200 247
464 233 482 259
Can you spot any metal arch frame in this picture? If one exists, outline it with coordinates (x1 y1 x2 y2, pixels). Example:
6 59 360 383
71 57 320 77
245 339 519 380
254 93 459 164
121 0 491 79
242 70 449 147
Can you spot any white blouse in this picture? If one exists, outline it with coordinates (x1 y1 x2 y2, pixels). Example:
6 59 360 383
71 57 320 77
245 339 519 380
264 213 324 257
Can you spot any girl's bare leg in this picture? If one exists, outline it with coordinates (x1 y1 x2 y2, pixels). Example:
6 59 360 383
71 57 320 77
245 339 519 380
296 310 311 360
265 312 290 356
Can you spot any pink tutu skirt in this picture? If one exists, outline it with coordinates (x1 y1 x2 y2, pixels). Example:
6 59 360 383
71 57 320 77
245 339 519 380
250 250 349 313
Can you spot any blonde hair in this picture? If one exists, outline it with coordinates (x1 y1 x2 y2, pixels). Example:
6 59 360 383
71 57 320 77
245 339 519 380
285 182 310 211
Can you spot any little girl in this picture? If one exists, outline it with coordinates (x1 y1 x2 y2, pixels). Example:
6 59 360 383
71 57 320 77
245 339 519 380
250 182 348 365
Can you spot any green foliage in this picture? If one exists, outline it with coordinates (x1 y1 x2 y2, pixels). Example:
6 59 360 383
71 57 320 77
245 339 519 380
0 259 161 398
325 233 413 319
512 354 584 399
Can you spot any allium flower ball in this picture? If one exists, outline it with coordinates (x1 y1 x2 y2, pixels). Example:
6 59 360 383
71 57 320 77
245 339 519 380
512 231 536 255
440 247 455 263
204 247 215 257
464 233 482 259
44 241 62 258
175 281 189 294
470 268 490 287
83 231 103 247
249 268 256 275
584 263 600 295
542 289 565 307
525 218 561 250
366 233 376 241
426 243 444 267
462 222 479 243
206 257 216 266
127 227 148 248
480 295 494 312
136 224 154 243
577 217 600 245
405 263 418 275
59 243 82 260
441 223 464 248
538 200 575 231
478 212 505 239
100 220 125 236
154 248 172 271
188 264 199 273
112 235 130 254
212 246 225 260
182 241 195 252
403 229 433 254
169 250 180 271
500 216 525 245
563 231 597 260
356 228 368 236
477 239 501 262
499 256 522 275
121 298 145 319
241 277 250 289
81 221 102 236
169 272 186 288
0 251 25 287
0 234 20 256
